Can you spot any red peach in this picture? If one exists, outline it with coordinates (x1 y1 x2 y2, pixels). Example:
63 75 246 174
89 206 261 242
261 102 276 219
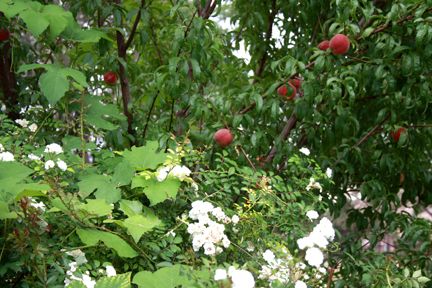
103 71 117 85
329 34 350 55
214 128 234 148
318 40 330 51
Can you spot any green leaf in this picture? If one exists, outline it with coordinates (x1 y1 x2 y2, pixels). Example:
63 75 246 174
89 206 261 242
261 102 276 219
78 174 121 203
119 200 143 217
95 273 131 288
20 10 50 37
78 199 113 217
0 162 34 203
84 95 126 130
61 68 88 88
123 214 161 243
131 177 180 206
39 70 70 105
132 265 194 288
112 161 135 186
0 201 17 219
42 5 69 39
122 142 167 170
0 0 28 18
76 228 138 258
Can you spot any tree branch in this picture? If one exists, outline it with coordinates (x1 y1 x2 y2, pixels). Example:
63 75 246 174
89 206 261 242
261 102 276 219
254 0 277 81
354 113 390 147
0 40 19 120
265 114 297 164
124 0 146 51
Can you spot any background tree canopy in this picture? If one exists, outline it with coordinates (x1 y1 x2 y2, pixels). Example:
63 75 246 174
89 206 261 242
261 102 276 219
0 0 431 287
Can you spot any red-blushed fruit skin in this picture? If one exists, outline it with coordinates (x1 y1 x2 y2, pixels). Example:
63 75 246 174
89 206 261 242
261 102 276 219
391 127 407 143
214 128 234 148
329 34 350 55
277 83 297 100
103 71 117 85
318 40 330 51
277 85 287 96
0 29 10 41
289 78 301 89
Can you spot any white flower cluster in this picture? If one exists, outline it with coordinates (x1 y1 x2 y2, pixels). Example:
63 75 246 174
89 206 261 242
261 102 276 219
258 249 292 284
0 143 14 162
297 215 335 268
44 143 63 154
29 197 46 212
64 249 96 288
299 147 310 156
44 159 67 171
187 200 239 256
214 266 255 288
15 119 38 132
306 178 323 192
156 165 191 182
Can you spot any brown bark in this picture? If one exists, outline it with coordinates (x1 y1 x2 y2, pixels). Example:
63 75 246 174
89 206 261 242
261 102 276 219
0 41 19 120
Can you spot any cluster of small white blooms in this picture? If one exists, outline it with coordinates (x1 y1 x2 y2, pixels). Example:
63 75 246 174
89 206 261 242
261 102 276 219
325 168 333 178
15 119 38 132
299 147 310 156
44 143 63 154
28 153 41 161
29 197 46 212
187 200 239 256
0 143 3 152
0 151 14 162
156 165 191 182
306 210 319 221
64 249 96 288
306 178 323 192
297 216 335 268
295 280 308 288
15 119 29 128
214 266 255 288
258 249 292 284
105 265 117 277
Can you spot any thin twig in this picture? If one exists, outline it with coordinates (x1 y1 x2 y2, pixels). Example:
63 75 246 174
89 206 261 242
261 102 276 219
354 113 390 147
238 145 257 172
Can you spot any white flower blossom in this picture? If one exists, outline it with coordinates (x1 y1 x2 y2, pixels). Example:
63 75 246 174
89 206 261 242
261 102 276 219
56 159 68 171
305 247 324 268
203 242 216 256
214 268 228 281
306 210 319 220
28 123 38 132
231 215 240 224
313 217 335 241
156 166 170 182
44 160 55 170
325 168 333 178
0 143 4 152
230 268 255 288
0 151 14 162
28 154 41 161
44 143 63 154
306 178 323 192
81 273 96 288
15 119 29 128
105 265 116 277
295 280 307 288
262 249 276 264
170 165 191 181
299 147 310 156
29 199 46 211
187 200 233 255
297 236 314 250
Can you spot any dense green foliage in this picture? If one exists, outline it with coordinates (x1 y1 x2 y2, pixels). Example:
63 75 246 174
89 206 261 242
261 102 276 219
0 0 431 287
